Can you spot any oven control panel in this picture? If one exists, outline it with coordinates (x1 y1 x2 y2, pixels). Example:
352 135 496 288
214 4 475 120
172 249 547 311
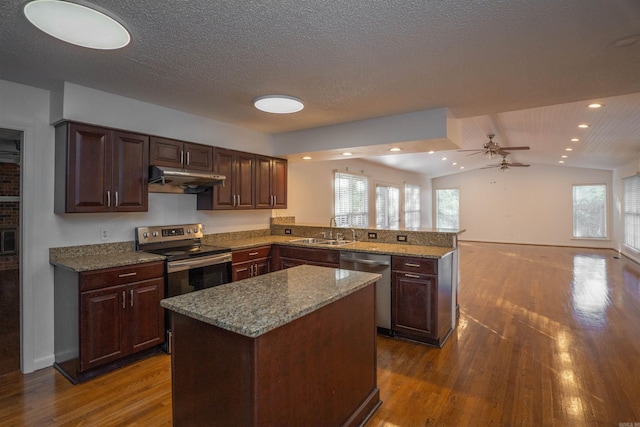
135 224 204 246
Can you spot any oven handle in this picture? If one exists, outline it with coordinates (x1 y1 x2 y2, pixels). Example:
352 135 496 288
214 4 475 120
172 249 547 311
166 253 232 273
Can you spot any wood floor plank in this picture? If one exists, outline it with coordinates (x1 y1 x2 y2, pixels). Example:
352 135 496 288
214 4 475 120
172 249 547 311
1 242 639 426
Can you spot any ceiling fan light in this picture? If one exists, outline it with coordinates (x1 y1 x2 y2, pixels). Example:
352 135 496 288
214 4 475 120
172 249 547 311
254 95 304 114
23 0 130 50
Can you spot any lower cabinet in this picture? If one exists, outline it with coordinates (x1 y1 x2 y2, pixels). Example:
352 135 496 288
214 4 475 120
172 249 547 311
54 261 165 383
232 246 271 281
391 254 453 347
274 245 339 270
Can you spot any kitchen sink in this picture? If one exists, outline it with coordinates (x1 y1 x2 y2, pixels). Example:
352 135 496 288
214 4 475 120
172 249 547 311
290 238 354 246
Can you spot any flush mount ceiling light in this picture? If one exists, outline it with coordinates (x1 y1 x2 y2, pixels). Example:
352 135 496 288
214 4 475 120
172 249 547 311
588 103 603 109
389 147 402 152
23 0 130 50
342 152 353 156
571 138 580 142
254 95 304 114
302 156 312 160
578 123 590 128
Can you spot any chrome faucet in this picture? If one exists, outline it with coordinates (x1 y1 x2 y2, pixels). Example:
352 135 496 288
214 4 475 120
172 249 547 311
329 216 337 239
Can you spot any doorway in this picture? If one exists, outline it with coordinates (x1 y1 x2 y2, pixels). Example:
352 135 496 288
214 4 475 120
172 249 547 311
0 128 21 375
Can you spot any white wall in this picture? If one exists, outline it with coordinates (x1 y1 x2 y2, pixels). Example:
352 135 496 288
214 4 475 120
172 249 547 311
2 80 280 372
281 158 432 227
432 164 614 247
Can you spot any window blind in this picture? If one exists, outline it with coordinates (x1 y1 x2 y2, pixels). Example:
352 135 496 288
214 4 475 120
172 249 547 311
623 175 640 251
404 184 421 229
376 184 400 229
334 172 369 227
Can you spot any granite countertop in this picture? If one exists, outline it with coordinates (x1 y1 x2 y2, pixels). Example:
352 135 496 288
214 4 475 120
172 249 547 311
50 251 165 272
160 264 381 338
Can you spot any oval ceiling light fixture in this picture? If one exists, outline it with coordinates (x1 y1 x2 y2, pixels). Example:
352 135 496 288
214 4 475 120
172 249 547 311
342 152 353 156
23 0 130 50
302 156 312 160
588 103 603 109
571 138 580 142
254 95 304 114
389 147 402 152
578 123 590 128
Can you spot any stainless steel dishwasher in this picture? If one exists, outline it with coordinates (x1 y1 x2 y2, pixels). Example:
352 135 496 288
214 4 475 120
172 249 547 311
340 251 392 335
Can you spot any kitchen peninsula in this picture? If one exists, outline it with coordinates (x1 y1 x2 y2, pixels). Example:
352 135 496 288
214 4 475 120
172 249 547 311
160 264 382 427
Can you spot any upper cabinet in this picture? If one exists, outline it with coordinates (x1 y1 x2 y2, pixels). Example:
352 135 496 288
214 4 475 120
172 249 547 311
255 156 287 209
149 136 213 171
54 122 149 213
197 148 255 210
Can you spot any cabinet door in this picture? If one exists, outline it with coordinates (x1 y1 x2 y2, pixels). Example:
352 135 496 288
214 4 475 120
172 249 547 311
112 131 149 212
392 272 437 340
235 152 255 209
80 285 127 371
210 148 235 209
255 156 272 208
184 142 213 171
280 258 306 270
271 158 288 209
65 123 112 213
232 260 253 281
128 278 165 353
150 136 183 168
254 259 271 276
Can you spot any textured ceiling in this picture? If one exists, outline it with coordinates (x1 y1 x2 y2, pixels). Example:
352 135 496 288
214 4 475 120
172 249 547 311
1 0 640 175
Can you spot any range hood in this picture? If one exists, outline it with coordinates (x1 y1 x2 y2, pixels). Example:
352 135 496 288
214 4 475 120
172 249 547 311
149 166 225 194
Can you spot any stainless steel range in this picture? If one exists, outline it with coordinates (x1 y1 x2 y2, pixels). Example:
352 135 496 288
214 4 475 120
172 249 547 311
135 223 232 352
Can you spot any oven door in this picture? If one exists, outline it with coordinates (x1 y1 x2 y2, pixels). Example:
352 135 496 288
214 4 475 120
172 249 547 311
166 253 232 297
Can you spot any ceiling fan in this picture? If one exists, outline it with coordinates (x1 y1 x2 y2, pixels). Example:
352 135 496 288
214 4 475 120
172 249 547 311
458 134 530 158
481 155 530 171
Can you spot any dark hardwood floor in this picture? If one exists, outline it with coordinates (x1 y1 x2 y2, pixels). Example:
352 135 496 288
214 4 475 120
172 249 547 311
1 242 639 426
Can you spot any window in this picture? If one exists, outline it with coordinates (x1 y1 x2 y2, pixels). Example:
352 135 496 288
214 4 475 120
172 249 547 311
623 175 640 251
572 184 606 238
436 188 459 229
404 184 421 229
376 184 400 229
334 172 369 227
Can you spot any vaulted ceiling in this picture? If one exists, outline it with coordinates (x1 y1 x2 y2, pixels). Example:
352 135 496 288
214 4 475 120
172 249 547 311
1 0 639 176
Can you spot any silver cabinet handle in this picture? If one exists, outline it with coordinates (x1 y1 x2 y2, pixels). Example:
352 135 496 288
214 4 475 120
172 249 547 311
405 263 421 268
122 291 125 309
187 151 191 166
273 195 276 205
107 190 111 207
237 267 249 272
249 252 259 256
180 150 184 165
237 194 240 205
130 289 134 307
405 273 421 279
118 272 137 278
115 191 119 207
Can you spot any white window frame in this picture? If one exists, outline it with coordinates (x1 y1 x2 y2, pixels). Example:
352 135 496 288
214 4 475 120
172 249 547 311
404 183 421 229
334 171 369 228
375 183 401 229
572 184 607 239
435 188 459 230
623 175 640 252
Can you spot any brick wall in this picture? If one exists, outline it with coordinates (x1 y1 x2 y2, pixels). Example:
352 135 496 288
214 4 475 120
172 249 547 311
0 162 19 271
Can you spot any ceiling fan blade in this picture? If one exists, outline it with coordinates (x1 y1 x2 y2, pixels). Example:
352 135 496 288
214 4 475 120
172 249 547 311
480 165 499 169
457 149 484 152
500 146 530 151
509 163 530 167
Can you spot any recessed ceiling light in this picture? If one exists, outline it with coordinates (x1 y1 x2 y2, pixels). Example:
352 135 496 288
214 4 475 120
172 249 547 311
460 166 465 169
559 160 565 164
561 155 568 158
342 152 353 156
302 156 312 160
442 157 447 161
452 162 457 166
254 95 304 114
570 138 580 142
428 151 435 154
389 147 402 152
578 123 590 128
565 148 573 151
23 0 130 50
588 103 603 109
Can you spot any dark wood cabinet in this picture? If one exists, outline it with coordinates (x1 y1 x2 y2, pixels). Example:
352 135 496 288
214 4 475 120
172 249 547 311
391 254 453 347
54 122 149 213
256 156 287 209
54 261 165 383
198 148 255 210
149 136 213 171
231 246 271 281
275 245 339 270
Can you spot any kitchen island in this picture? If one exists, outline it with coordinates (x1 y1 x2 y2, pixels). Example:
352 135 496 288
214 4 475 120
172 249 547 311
161 264 382 427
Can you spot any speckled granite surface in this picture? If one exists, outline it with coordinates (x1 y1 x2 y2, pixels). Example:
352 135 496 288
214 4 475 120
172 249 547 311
160 264 380 337
50 251 165 272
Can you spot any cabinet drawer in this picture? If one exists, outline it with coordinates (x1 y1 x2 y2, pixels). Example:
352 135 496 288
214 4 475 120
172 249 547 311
80 261 164 291
232 246 271 263
278 246 339 265
392 256 437 275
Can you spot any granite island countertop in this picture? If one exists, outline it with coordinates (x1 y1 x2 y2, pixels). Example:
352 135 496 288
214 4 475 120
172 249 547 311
160 264 381 338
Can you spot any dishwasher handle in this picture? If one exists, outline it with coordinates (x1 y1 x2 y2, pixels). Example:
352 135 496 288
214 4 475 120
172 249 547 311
340 258 390 267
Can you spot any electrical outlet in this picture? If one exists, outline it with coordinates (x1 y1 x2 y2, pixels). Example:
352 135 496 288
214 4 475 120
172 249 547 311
367 232 377 239
397 235 408 242
100 228 109 241
285 228 292 235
